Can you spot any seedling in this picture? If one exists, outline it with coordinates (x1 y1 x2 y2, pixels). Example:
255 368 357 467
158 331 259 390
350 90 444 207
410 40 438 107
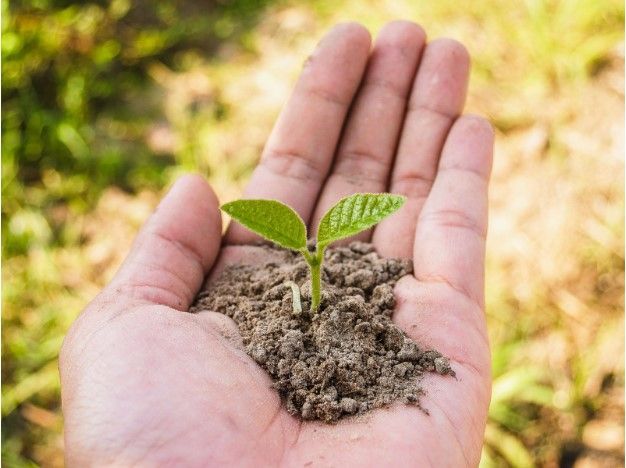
221 193 405 312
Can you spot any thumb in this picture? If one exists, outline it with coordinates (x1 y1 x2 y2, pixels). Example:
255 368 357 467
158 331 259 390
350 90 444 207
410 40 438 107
107 174 222 310
60 174 222 380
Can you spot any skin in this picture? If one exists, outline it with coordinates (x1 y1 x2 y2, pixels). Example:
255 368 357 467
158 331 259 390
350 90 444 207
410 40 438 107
60 21 494 467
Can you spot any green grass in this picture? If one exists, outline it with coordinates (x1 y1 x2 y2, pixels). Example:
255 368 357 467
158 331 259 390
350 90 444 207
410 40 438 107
2 0 624 466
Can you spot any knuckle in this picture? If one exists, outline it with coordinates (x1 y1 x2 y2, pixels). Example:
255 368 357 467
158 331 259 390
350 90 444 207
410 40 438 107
261 149 325 182
424 208 486 239
391 172 435 200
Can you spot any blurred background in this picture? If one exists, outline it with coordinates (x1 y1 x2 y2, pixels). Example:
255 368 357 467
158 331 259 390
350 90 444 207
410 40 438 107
2 0 624 466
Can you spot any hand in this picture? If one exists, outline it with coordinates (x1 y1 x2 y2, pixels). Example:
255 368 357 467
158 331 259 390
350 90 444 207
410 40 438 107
60 21 493 466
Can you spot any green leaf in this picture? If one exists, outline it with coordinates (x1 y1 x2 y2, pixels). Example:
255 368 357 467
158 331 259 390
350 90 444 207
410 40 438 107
221 199 307 250
317 193 406 248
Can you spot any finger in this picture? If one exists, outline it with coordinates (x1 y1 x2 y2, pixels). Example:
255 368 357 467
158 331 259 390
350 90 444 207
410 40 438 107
310 21 426 237
226 23 371 245
390 276 491 468
373 39 470 258
107 174 222 310
393 276 490 381
412 115 494 308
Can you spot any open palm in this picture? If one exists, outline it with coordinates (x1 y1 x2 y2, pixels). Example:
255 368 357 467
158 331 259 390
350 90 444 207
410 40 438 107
60 21 493 467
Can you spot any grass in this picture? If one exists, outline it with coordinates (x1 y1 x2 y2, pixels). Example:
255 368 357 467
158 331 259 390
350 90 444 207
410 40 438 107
2 0 624 466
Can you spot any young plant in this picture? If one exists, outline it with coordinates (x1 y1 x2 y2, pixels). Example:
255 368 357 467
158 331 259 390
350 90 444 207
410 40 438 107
221 193 405 312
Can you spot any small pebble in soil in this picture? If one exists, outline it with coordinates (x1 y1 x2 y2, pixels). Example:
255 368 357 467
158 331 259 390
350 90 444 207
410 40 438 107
191 242 454 423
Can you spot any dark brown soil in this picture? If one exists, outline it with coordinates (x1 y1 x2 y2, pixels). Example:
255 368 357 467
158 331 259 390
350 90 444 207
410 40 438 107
191 242 454 423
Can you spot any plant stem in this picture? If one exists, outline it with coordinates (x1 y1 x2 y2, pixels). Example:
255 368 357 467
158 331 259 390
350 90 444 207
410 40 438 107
310 255 321 311
301 247 325 312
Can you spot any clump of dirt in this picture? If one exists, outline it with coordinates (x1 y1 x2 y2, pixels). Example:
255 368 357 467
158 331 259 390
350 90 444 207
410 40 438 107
191 242 454 423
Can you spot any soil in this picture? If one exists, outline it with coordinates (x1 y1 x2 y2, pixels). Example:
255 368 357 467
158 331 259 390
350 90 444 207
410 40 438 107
191 241 454 423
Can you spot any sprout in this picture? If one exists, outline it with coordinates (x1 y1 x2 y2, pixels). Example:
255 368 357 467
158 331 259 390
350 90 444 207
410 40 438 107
221 193 405 312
